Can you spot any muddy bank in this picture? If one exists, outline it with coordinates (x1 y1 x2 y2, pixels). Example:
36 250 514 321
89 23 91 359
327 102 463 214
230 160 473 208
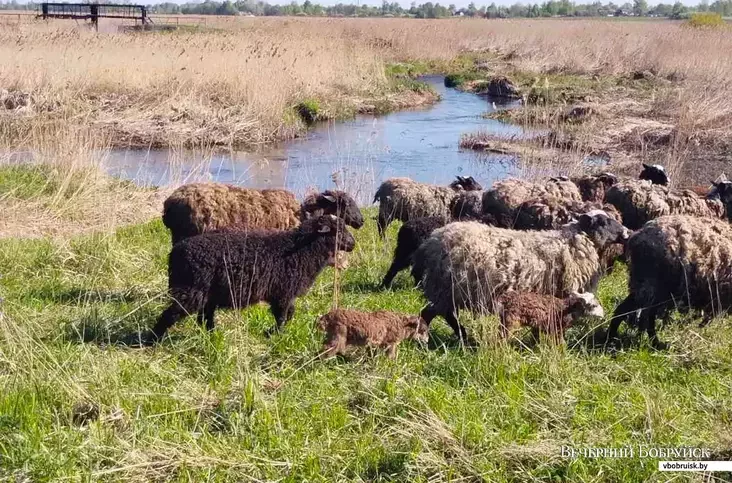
450 57 730 185
0 79 439 151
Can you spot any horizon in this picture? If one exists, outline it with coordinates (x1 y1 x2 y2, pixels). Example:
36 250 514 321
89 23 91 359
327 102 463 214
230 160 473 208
0 0 708 9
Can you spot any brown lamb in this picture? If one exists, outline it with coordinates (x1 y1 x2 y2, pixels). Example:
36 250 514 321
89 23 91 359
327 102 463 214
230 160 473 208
495 291 605 342
318 309 429 359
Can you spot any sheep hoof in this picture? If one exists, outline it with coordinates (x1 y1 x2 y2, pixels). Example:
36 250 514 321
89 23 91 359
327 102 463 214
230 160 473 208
651 340 669 351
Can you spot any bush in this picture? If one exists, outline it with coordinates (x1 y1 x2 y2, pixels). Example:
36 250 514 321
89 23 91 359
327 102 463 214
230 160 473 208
295 99 321 124
686 12 724 28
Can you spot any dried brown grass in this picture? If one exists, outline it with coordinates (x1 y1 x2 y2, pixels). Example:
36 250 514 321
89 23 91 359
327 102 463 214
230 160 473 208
2 18 730 151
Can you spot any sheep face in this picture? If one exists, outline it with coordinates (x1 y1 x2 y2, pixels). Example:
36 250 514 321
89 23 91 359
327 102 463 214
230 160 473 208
578 210 631 248
405 316 430 343
449 176 483 191
639 163 669 186
568 292 605 319
597 172 618 187
309 191 365 229
308 215 356 253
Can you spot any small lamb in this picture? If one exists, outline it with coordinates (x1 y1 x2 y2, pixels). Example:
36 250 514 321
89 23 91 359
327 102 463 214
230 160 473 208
318 309 430 359
494 291 605 342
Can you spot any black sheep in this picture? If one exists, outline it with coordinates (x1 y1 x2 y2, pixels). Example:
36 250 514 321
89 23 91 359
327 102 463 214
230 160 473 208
638 163 669 186
150 215 356 340
381 216 447 288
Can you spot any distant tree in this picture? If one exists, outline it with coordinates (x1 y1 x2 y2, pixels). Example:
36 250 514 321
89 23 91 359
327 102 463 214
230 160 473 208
670 0 686 17
633 0 648 15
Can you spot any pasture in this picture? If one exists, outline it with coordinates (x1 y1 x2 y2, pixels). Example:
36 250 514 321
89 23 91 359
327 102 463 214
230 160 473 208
1 16 732 481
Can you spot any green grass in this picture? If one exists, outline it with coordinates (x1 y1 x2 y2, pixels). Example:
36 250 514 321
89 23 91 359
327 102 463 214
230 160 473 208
1 189 731 480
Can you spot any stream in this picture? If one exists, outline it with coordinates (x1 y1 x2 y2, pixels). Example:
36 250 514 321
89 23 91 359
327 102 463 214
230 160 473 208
106 76 525 203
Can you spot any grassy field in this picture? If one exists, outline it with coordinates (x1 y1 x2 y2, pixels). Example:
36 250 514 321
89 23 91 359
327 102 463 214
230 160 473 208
2 16 732 481
1 165 732 481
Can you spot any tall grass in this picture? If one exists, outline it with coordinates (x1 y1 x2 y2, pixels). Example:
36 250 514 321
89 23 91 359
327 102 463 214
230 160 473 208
2 18 731 150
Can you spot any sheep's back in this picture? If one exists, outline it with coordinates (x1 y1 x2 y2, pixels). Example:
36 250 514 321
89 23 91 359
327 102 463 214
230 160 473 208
164 184 300 237
482 179 582 223
383 179 454 220
416 222 599 314
628 215 732 305
605 180 670 229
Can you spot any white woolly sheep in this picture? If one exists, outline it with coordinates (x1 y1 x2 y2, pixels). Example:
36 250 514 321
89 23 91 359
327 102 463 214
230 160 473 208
481 178 582 227
373 176 482 237
604 180 731 230
412 210 629 340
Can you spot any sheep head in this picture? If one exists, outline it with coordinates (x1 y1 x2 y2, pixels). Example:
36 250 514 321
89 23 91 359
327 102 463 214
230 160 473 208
306 190 365 229
308 214 356 253
405 316 430 343
639 163 669 186
568 292 605 319
578 210 631 249
450 175 483 192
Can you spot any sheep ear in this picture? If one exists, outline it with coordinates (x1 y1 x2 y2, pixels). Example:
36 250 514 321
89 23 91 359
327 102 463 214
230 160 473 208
456 176 465 182
642 163 651 170
320 194 337 204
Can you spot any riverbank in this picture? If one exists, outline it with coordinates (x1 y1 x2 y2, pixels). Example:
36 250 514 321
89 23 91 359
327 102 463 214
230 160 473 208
0 22 438 151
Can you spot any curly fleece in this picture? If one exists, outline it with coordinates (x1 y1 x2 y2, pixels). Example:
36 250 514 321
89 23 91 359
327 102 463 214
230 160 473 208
413 221 601 317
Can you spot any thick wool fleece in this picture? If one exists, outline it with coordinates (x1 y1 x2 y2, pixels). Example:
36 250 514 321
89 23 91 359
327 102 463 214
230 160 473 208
163 183 300 244
413 221 601 317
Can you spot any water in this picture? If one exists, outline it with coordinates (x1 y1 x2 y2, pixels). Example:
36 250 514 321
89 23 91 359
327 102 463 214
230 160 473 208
106 76 524 203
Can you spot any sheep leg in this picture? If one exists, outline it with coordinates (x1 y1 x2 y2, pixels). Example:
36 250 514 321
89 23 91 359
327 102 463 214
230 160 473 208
443 311 469 344
377 212 389 238
640 308 667 350
150 303 189 341
381 255 411 288
268 299 296 333
607 295 635 345
386 344 397 360
420 304 468 343
203 302 217 331
419 305 439 326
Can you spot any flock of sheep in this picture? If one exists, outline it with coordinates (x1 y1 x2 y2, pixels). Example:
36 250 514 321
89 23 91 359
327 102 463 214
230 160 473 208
146 162 732 355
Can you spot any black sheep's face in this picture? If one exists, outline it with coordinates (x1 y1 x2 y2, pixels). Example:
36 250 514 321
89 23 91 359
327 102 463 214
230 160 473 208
450 175 483 191
597 172 618 187
318 191 364 229
712 180 732 205
578 210 631 247
639 163 669 186
315 215 356 252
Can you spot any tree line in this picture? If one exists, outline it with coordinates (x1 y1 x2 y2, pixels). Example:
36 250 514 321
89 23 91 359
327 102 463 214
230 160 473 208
2 0 731 19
